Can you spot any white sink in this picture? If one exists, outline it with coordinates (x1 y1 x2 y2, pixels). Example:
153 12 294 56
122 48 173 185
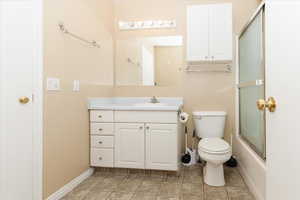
134 103 167 107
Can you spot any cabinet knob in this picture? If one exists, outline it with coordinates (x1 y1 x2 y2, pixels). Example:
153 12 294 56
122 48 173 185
98 141 103 144
98 157 102 160
98 115 102 118
146 126 150 130
98 128 103 131
139 126 143 130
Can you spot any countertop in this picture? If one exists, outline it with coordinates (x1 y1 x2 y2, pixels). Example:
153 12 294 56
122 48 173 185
88 97 183 111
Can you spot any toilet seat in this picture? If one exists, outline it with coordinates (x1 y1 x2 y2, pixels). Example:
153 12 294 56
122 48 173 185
199 138 231 154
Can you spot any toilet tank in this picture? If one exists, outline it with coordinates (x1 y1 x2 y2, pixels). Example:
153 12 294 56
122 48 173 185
193 111 227 138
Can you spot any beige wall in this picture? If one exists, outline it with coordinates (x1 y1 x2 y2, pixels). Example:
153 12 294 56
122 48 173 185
43 0 114 198
113 0 261 144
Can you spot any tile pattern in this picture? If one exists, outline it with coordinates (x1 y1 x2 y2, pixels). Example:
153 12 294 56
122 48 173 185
62 164 255 200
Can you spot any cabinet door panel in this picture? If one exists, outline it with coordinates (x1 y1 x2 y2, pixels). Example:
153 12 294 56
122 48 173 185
115 111 178 123
209 3 232 61
115 123 145 169
91 148 114 167
187 5 210 61
146 124 178 171
91 136 114 148
90 110 114 122
90 123 114 135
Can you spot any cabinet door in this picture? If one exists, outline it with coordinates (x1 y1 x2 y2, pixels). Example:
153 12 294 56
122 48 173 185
146 124 178 171
187 5 210 61
115 123 145 169
209 3 232 61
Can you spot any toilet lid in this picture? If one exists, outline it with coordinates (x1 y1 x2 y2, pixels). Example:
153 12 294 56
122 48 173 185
199 138 231 154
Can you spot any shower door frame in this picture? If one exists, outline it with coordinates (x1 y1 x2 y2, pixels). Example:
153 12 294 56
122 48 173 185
237 3 266 160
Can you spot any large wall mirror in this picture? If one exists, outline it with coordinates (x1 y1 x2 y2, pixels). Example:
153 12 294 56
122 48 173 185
115 36 183 86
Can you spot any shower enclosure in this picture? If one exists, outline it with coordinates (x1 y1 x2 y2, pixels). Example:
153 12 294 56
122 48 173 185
238 8 266 159
236 1 300 199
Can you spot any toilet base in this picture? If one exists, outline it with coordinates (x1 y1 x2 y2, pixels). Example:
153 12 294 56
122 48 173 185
203 162 225 186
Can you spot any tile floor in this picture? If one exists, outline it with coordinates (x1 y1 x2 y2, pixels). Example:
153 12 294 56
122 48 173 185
62 164 255 200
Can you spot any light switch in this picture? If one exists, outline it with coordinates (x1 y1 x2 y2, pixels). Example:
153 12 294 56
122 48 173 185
47 78 60 91
73 80 80 92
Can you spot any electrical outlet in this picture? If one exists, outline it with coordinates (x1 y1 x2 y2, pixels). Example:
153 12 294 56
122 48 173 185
47 78 60 91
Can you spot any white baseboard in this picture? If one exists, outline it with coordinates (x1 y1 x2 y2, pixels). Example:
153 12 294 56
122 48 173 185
238 162 264 200
46 168 94 200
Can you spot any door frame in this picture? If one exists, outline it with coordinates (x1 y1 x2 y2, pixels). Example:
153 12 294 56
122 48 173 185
0 0 44 199
33 0 44 199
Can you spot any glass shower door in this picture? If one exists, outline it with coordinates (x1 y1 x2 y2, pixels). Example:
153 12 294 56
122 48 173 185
238 9 265 158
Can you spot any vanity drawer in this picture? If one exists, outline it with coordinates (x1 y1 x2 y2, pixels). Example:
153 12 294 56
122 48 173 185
90 110 114 122
90 123 114 135
91 148 114 167
91 136 114 148
115 111 178 123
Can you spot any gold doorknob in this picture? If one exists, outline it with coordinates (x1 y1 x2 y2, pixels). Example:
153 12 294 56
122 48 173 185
19 97 30 104
257 99 266 111
257 97 277 112
266 97 276 112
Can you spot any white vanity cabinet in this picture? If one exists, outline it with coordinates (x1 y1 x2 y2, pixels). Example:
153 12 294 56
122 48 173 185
89 109 182 171
90 110 115 168
145 124 178 171
115 123 145 169
187 3 232 62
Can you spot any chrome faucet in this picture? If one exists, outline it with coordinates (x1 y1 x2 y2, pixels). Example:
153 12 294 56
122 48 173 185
150 96 160 104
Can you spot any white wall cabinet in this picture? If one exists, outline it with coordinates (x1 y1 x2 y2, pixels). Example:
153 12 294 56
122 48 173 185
89 110 182 171
187 5 210 62
187 3 232 62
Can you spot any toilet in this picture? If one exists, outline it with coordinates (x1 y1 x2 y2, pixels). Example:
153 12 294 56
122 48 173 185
193 111 232 186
